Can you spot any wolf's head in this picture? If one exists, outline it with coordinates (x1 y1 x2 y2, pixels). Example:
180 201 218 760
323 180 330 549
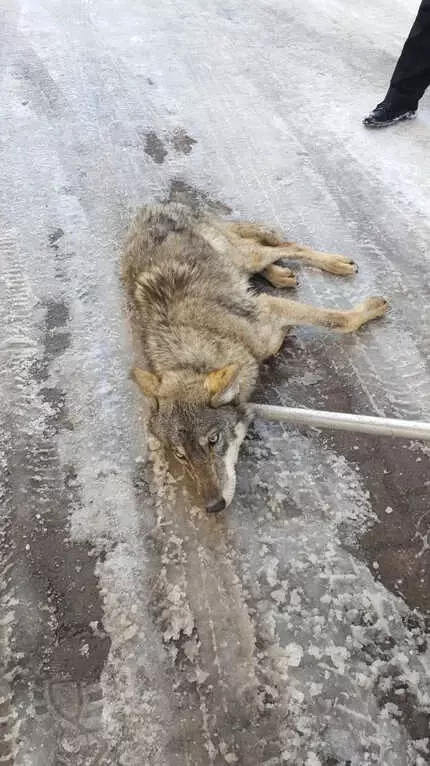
131 365 250 512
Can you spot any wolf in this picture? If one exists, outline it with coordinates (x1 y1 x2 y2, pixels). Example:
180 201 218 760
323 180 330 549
121 202 388 512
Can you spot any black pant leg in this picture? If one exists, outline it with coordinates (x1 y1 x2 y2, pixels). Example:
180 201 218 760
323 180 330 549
386 0 430 107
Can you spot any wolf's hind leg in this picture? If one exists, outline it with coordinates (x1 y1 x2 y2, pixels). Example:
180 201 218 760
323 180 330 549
267 242 358 277
253 294 389 358
225 222 357 278
259 294 389 333
221 223 297 287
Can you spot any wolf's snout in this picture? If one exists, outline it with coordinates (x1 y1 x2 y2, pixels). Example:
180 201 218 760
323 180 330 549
205 497 226 514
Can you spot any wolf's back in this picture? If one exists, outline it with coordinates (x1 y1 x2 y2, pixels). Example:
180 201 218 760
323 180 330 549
122 203 212 293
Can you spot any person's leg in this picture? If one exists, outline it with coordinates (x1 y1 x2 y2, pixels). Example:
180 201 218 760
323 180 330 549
364 0 430 127
388 0 430 106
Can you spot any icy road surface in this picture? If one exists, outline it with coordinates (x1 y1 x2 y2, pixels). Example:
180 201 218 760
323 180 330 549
1 0 430 764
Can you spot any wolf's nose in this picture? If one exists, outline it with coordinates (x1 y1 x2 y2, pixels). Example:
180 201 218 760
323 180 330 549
206 498 226 513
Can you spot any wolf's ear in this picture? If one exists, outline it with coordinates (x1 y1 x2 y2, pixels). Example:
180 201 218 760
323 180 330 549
204 364 240 407
130 368 160 400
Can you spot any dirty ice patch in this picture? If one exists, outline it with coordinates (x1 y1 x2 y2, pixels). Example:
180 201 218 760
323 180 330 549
229 421 430 764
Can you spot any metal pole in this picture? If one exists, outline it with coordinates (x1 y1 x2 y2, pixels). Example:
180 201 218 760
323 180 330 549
249 404 430 442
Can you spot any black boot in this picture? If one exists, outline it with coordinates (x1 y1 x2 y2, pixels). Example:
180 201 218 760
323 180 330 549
363 99 417 128
363 0 430 128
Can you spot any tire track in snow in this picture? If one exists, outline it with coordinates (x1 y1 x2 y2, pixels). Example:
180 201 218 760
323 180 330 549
0 222 111 765
0 228 40 766
228 421 430 765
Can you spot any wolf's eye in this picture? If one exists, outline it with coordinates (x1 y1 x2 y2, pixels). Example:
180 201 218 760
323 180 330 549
173 448 187 462
207 432 220 447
